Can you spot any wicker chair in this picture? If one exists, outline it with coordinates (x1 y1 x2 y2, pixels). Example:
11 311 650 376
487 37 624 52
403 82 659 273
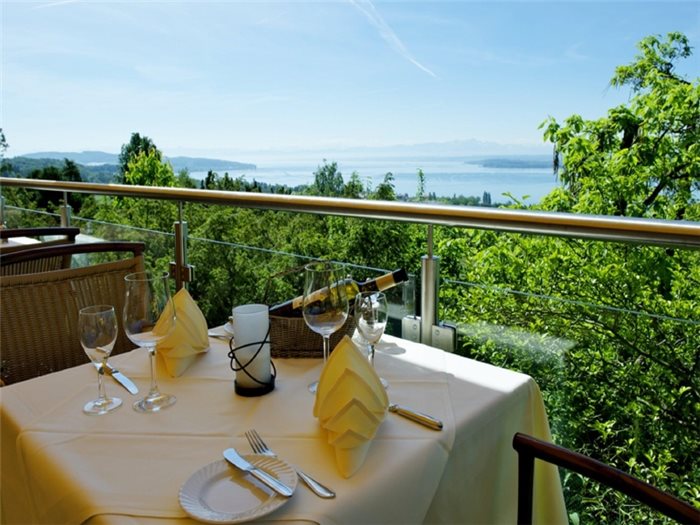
0 242 146 385
0 227 80 256
0 238 138 276
512 432 700 524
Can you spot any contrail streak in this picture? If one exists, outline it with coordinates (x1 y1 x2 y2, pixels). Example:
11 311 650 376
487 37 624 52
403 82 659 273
33 0 80 9
349 0 437 78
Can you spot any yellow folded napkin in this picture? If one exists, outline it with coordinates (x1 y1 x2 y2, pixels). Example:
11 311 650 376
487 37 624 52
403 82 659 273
154 288 209 377
313 336 388 477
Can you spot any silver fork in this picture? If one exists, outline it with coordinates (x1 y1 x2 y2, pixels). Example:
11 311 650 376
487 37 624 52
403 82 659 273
245 429 336 499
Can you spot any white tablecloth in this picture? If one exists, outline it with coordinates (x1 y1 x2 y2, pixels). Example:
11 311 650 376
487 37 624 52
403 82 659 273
1 335 566 525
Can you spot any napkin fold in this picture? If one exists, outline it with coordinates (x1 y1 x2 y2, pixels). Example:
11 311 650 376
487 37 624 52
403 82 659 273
313 335 388 477
154 288 209 377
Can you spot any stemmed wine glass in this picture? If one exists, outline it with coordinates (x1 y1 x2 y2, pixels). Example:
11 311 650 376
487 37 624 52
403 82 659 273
354 291 389 389
79 305 122 415
123 271 176 413
302 261 349 393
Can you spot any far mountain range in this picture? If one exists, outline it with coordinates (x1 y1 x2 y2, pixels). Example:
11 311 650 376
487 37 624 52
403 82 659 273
17 147 552 171
19 151 256 172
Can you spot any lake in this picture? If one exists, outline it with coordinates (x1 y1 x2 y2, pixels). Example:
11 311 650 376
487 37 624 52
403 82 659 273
190 157 559 204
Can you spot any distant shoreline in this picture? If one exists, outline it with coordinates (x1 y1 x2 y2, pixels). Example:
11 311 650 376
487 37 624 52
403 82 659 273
4 153 558 203
476 157 552 170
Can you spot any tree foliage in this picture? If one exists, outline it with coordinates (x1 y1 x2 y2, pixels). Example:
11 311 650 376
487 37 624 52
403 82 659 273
0 128 8 159
124 149 176 187
310 160 344 197
118 132 160 183
439 32 700 523
1 158 87 217
540 32 699 220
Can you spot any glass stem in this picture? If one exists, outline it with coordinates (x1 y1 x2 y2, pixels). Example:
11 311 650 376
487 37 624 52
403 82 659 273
369 344 376 366
322 335 330 364
97 364 106 400
148 347 160 396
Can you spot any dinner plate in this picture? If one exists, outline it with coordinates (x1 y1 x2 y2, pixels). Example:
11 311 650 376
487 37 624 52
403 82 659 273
224 322 234 335
179 455 297 524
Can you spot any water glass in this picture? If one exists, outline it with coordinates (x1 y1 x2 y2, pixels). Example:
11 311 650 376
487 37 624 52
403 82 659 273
79 304 122 415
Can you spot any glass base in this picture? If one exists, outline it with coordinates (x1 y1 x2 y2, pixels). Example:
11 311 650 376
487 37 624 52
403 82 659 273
84 396 122 415
308 380 319 394
133 392 177 413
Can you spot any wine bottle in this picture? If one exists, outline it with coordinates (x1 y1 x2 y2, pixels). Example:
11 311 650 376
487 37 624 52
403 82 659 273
269 268 408 317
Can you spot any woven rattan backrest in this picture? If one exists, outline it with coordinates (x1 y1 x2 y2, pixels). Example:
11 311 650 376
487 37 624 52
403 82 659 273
0 254 145 385
0 227 80 256
0 254 67 275
1 241 145 276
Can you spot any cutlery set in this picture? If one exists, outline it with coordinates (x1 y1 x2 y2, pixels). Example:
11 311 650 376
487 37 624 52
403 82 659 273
223 448 295 497
105 351 442 501
245 429 335 498
226 414 443 499
104 367 441 498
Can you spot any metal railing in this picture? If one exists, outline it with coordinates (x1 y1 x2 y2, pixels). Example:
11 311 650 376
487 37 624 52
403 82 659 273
3 176 700 346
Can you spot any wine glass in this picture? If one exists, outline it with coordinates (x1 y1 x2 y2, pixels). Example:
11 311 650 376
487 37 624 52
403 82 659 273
123 271 176 413
303 261 349 393
354 291 389 389
79 305 122 415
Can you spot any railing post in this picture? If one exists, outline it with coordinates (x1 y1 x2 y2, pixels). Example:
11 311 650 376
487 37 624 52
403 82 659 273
59 192 71 227
170 201 194 291
421 225 440 346
0 194 6 229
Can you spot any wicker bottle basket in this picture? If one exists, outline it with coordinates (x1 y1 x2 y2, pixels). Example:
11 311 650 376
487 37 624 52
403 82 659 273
264 262 355 358
269 314 355 358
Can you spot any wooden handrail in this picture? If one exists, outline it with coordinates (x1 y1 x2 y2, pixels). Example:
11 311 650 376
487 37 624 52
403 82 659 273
2 177 699 249
512 433 700 524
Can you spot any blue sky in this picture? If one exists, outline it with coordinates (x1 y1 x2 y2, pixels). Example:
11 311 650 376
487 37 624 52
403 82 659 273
2 1 698 159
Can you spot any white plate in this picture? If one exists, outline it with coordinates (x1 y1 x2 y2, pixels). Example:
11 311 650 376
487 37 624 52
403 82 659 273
207 323 233 339
179 455 297 524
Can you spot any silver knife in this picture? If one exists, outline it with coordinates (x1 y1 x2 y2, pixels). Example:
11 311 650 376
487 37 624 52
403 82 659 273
223 448 294 497
389 403 443 431
103 363 139 395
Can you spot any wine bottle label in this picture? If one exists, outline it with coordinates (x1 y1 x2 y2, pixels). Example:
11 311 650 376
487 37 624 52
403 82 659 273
375 273 395 291
271 269 407 316
292 288 327 309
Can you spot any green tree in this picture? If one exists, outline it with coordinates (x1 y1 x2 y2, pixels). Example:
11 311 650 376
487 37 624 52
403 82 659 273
311 160 344 197
438 32 700 523
372 172 396 201
10 159 87 215
0 128 7 159
175 168 197 189
343 171 364 199
540 32 699 221
118 132 160 183
416 168 426 201
0 129 11 177
124 150 176 187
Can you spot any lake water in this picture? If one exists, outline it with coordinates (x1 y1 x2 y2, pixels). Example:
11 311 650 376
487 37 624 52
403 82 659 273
190 157 559 204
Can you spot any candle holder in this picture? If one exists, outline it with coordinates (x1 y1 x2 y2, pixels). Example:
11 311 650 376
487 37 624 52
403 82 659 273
228 304 276 396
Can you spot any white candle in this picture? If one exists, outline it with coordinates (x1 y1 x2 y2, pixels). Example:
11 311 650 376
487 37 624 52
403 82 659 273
231 304 271 389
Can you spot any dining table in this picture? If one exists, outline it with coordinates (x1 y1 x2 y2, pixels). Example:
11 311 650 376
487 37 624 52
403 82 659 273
1 332 567 525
